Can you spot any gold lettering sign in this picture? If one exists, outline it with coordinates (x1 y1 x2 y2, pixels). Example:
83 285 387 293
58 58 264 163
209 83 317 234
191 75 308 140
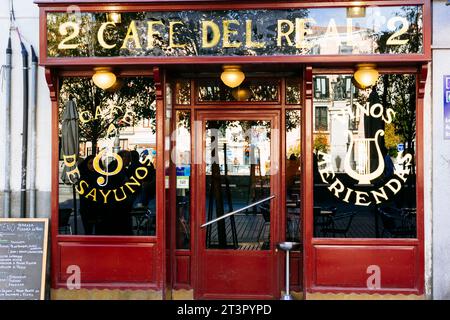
201 20 221 48
222 20 241 48
121 20 142 49
147 20 164 49
98 22 117 49
169 21 186 48
245 20 265 48
49 7 421 57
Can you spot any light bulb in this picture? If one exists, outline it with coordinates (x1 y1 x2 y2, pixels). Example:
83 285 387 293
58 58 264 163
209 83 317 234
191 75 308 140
220 65 245 88
92 67 116 90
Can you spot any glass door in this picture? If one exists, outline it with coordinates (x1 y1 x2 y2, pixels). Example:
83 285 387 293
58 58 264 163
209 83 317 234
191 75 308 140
195 110 281 299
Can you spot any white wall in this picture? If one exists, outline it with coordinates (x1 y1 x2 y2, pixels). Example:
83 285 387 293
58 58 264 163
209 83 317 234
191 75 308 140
432 0 450 300
0 0 52 217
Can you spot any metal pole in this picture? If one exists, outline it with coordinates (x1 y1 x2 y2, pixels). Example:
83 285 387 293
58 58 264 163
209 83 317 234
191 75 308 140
285 250 290 296
201 195 275 228
20 42 29 218
29 46 38 218
3 37 12 218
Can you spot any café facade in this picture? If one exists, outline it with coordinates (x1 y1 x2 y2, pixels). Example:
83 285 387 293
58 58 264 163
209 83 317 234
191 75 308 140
34 0 430 299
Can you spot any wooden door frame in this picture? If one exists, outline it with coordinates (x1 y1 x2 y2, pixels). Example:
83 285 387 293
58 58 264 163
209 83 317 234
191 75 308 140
192 109 282 299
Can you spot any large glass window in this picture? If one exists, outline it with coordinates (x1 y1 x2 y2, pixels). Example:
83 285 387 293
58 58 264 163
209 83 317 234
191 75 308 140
313 74 417 238
58 76 156 236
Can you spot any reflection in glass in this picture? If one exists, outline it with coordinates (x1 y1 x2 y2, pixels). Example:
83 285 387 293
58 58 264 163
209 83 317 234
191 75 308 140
198 79 279 102
286 78 302 105
286 110 301 242
58 77 157 236
313 74 417 238
205 120 271 250
175 80 191 105
175 111 191 249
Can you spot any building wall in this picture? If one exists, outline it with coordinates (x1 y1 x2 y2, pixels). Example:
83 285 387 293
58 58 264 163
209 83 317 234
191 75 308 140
432 0 450 300
0 0 52 218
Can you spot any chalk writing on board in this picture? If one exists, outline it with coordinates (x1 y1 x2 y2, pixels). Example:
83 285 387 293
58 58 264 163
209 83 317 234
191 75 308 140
0 219 48 300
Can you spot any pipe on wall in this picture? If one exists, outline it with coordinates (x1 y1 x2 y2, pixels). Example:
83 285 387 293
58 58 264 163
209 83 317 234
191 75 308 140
20 42 29 218
3 37 12 218
29 46 38 218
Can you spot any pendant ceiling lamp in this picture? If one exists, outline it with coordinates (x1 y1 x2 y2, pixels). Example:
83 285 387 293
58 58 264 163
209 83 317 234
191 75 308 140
220 65 245 88
232 86 252 101
353 64 379 90
346 6 366 18
106 12 122 24
92 67 117 90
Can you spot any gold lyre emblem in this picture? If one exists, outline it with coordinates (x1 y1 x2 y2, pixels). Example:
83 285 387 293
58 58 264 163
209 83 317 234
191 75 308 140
343 129 385 185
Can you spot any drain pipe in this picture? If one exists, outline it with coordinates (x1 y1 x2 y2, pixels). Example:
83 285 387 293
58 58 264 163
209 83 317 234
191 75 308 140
20 42 29 219
29 46 38 218
3 37 12 218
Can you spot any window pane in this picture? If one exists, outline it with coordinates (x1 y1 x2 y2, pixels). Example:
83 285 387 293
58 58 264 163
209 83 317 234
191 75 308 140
205 120 272 250
175 111 191 249
175 79 191 105
286 78 302 104
58 77 157 236
313 74 417 238
198 79 279 102
286 110 301 243
315 106 328 131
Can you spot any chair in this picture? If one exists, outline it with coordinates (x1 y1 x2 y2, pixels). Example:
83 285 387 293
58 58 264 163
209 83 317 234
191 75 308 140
313 206 336 237
379 207 415 238
321 212 356 238
131 207 154 235
59 208 72 235
257 204 271 244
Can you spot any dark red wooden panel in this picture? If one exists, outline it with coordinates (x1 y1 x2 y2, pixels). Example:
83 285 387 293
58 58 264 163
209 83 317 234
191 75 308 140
289 254 302 288
199 253 274 298
58 243 156 283
313 245 417 289
175 255 191 286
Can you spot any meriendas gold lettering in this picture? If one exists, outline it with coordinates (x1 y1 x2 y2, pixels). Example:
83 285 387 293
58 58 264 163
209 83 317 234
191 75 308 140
319 152 412 206
57 15 410 52
317 100 412 207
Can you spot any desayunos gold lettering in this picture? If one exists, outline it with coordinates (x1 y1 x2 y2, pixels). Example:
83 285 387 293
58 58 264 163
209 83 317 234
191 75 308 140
77 166 149 203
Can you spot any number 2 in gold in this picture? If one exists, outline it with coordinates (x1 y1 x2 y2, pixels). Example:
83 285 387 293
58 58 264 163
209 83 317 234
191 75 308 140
386 17 409 46
58 22 80 49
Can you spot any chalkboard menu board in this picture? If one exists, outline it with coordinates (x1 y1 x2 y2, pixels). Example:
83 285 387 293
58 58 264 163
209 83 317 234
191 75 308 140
0 219 49 300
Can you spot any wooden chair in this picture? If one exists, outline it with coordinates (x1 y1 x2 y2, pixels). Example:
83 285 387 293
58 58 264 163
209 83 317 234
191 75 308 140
379 207 415 238
321 212 356 238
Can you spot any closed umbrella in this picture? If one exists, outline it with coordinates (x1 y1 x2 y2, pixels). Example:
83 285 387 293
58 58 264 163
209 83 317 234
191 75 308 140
60 99 79 234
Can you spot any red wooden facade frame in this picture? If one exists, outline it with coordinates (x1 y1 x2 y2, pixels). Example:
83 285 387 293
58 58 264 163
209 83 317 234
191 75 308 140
38 0 430 298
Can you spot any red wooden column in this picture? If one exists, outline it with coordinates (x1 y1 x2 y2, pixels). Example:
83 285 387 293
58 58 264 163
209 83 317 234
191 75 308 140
154 66 168 297
415 63 428 295
302 66 314 296
45 67 59 290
